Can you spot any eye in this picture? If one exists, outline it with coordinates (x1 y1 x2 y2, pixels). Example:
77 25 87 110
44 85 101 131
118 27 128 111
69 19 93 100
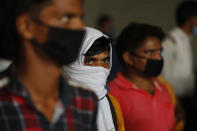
145 49 162 55
102 57 110 63
84 57 97 66
60 16 69 23
145 50 154 55
86 60 93 64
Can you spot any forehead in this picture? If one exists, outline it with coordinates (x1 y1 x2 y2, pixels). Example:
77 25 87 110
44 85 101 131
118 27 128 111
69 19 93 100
136 36 162 51
52 0 82 12
39 0 83 16
86 51 110 59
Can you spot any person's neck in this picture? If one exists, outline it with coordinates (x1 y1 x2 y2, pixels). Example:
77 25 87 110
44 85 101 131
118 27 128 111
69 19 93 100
17 60 61 100
123 67 155 95
123 69 151 85
16 41 63 122
180 24 192 35
16 43 62 102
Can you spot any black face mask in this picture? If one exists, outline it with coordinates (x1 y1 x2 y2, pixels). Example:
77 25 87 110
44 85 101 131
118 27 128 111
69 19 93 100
131 52 164 77
31 19 85 65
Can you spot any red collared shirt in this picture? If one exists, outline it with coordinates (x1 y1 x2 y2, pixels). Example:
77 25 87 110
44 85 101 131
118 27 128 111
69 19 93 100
108 72 175 131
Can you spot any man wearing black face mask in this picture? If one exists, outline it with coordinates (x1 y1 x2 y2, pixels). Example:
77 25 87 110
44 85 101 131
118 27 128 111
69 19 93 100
0 0 98 130
108 23 175 131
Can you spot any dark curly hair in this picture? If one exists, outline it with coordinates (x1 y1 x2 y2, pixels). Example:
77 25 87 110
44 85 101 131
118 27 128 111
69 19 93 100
176 1 197 27
116 22 165 66
0 0 53 60
85 36 110 57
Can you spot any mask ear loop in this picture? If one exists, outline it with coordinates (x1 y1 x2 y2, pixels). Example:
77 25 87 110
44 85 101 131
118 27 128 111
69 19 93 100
27 16 49 46
130 52 164 61
30 16 50 28
130 52 148 59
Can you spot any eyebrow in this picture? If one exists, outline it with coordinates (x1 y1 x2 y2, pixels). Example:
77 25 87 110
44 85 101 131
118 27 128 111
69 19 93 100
102 56 110 60
144 48 163 52
85 57 97 61
62 12 84 19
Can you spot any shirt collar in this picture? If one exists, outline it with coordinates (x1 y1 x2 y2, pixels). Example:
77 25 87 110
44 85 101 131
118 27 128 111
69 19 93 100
113 72 134 89
114 72 162 91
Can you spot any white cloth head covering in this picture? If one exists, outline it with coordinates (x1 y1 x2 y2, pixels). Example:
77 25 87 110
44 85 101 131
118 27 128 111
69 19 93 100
63 27 112 99
63 27 115 131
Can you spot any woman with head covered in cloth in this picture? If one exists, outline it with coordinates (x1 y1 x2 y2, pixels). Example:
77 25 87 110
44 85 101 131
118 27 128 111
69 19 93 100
63 27 125 131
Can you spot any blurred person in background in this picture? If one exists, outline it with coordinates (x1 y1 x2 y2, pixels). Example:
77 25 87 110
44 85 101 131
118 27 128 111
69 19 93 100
108 23 175 131
161 1 197 130
96 14 123 80
0 0 98 130
162 0 197 103
96 14 116 41
64 27 125 131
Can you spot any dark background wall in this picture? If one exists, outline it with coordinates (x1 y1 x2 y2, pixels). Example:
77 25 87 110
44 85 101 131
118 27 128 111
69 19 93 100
84 0 197 67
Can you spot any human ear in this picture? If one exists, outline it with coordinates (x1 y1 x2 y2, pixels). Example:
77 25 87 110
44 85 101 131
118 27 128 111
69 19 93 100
122 51 134 66
16 14 35 40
